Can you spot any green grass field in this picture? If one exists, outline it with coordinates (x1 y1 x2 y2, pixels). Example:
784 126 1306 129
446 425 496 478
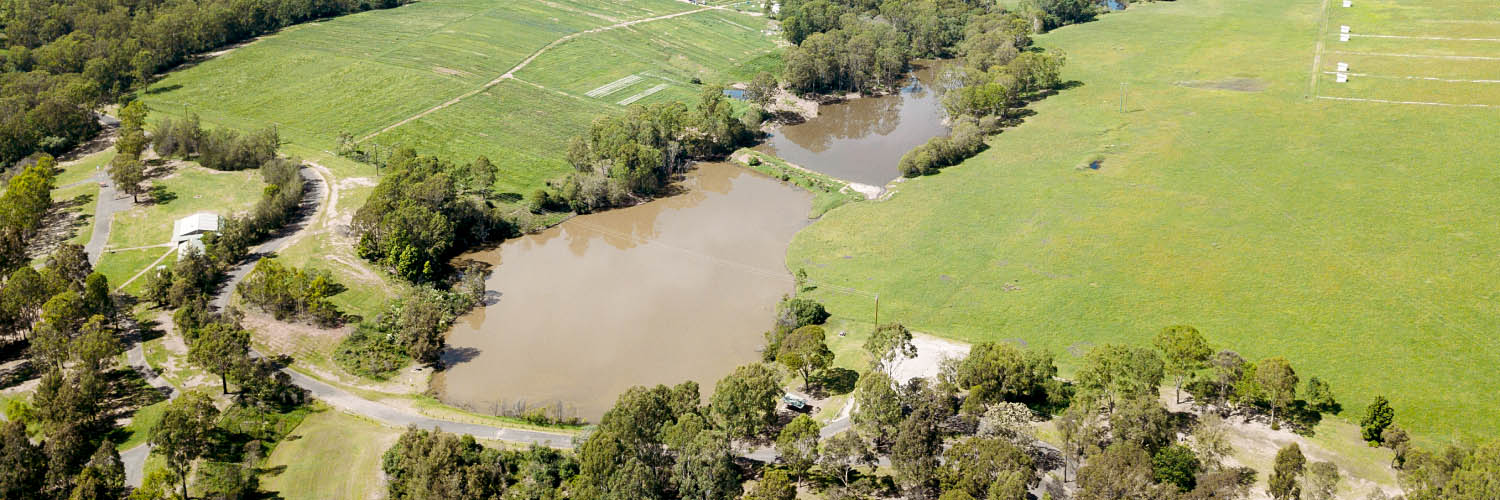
92 163 263 289
114 400 167 451
260 409 401 500
56 147 114 187
105 165 263 250
95 247 171 293
140 0 778 197
788 0 1500 443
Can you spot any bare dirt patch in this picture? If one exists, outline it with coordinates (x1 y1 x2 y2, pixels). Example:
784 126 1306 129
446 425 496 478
58 126 118 163
1175 78 1269 92
202 36 263 59
1162 393 1400 499
337 177 376 189
154 314 215 391
886 333 970 384
327 254 384 285
767 87 819 121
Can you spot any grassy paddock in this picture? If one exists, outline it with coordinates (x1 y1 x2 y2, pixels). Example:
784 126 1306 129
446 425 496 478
260 408 400 500
106 164 263 250
787 0 1500 442
140 0 777 197
96 247 172 292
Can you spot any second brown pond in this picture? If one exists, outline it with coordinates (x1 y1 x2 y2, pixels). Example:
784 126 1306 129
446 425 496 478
435 163 812 422
755 61 952 187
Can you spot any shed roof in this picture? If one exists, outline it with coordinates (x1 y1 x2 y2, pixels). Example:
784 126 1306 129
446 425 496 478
172 212 221 242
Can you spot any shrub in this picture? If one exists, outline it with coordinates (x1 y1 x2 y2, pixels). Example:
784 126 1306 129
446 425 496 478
898 122 986 176
333 325 408 379
778 296 829 329
196 126 279 171
334 285 482 375
236 257 343 326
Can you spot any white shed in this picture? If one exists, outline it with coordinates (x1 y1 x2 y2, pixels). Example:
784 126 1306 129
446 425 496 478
172 212 222 257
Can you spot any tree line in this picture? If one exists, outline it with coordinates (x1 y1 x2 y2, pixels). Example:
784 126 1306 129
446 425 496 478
770 1 1071 177
349 149 507 283
0 153 58 275
367 291 1500 500
897 12 1066 177
152 112 280 172
382 429 576 499
0 0 413 167
0 239 305 499
553 85 755 213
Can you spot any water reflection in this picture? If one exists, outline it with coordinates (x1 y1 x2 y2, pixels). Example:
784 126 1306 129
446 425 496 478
756 61 953 186
437 163 813 421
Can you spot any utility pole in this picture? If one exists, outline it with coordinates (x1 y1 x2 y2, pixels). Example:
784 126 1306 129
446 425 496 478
873 293 880 325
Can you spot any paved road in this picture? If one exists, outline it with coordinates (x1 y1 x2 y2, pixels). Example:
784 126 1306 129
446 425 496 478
121 337 179 487
282 368 576 447
84 175 129 266
210 166 325 309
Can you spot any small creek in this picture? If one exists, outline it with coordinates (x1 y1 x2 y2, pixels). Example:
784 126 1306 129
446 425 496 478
436 163 812 421
754 61 953 186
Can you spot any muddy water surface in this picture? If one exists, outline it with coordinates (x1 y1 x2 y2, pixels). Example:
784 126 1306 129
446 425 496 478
755 61 952 186
436 163 812 421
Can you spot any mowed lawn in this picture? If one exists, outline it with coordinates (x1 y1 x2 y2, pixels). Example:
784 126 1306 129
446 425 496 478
140 0 776 196
95 163 264 289
788 0 1500 443
260 409 401 500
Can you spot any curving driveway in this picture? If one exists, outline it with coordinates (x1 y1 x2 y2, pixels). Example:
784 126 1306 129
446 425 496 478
84 174 129 266
121 341 177 487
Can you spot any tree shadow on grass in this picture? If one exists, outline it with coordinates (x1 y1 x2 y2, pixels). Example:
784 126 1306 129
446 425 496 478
148 184 176 205
818 367 859 396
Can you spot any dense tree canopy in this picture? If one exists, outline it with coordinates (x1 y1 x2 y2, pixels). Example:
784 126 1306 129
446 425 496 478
777 325 835 391
955 341 1058 408
709 363 783 440
381 427 574 499
1075 344 1164 414
352 149 508 282
0 0 413 166
236 257 343 326
1154 325 1212 404
557 86 753 213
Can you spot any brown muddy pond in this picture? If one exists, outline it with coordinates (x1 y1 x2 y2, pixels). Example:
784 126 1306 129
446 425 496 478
755 61 952 186
435 163 812 421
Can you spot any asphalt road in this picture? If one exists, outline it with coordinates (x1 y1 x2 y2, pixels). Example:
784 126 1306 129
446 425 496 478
84 174 129 266
120 336 179 487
